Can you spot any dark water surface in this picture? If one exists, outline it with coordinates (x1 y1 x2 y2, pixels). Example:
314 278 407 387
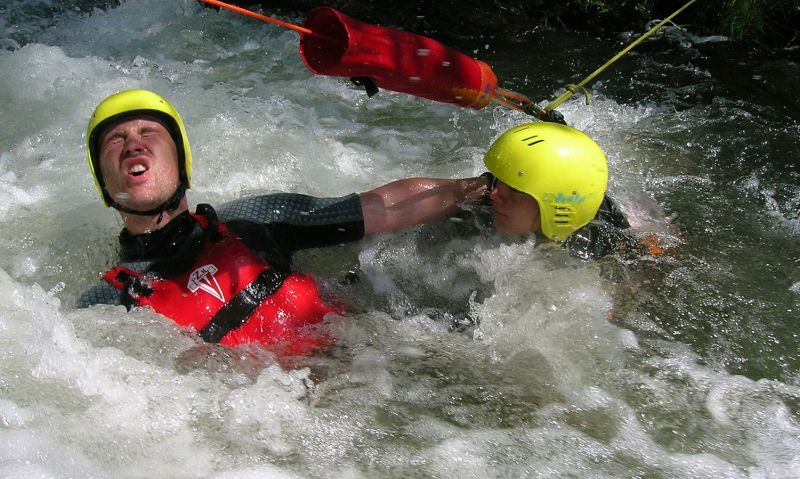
1 1 799 477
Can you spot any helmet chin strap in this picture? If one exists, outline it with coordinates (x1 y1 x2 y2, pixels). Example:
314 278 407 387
110 185 187 225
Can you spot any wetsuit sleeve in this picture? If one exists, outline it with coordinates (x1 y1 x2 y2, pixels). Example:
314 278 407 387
218 193 365 251
565 195 631 260
598 195 631 230
76 280 122 308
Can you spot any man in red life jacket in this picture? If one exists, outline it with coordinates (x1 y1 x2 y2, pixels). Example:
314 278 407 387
78 89 488 354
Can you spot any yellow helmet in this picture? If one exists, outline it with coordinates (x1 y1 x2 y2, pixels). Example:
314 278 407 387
86 89 192 208
483 122 608 241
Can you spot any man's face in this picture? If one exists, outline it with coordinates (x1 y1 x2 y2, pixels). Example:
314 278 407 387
98 118 180 211
489 179 541 236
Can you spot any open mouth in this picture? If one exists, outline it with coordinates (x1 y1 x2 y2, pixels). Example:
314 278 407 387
129 164 148 176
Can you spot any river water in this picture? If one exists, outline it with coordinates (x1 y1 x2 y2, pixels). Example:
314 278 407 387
1 1 799 477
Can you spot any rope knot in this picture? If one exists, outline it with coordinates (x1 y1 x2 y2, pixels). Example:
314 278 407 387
565 83 591 105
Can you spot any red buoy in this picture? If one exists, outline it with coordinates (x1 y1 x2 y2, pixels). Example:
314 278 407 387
300 7 498 110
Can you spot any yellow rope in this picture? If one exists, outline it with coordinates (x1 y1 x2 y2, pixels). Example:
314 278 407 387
544 0 696 113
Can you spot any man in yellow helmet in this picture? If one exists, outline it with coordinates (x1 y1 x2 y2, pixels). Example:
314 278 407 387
78 89 488 353
478 121 630 260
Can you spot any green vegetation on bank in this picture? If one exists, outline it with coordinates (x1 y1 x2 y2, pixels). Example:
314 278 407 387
263 0 800 47
714 0 799 45
570 0 799 46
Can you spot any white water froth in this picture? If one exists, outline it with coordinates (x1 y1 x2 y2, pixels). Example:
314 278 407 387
1 0 799 477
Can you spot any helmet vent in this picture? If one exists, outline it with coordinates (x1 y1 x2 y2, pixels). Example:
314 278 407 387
520 135 544 147
553 205 572 225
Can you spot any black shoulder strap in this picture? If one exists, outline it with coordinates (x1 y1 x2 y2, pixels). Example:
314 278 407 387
199 268 287 343
195 203 224 242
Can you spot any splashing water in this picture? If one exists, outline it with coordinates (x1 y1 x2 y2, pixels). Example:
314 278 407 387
1 1 799 477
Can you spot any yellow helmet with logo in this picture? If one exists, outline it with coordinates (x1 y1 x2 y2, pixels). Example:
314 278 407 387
86 89 192 208
483 122 608 241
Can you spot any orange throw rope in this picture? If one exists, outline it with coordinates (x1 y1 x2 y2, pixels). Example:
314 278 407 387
198 0 341 44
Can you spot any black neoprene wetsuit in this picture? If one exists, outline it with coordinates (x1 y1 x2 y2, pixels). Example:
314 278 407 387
564 195 631 260
455 194 630 260
77 191 630 308
77 193 365 308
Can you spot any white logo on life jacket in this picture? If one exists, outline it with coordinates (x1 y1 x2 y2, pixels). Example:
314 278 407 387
187 264 225 302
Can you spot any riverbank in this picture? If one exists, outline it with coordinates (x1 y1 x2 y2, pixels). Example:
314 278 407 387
247 0 799 48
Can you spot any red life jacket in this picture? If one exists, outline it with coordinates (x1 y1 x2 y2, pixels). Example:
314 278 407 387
102 206 341 355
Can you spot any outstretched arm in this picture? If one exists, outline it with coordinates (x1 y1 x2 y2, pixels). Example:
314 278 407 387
360 177 487 236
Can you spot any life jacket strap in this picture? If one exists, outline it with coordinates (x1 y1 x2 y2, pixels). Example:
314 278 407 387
199 268 287 343
103 266 153 311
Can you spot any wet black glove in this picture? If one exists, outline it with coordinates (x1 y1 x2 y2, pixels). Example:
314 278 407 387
541 109 566 125
522 104 567 125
